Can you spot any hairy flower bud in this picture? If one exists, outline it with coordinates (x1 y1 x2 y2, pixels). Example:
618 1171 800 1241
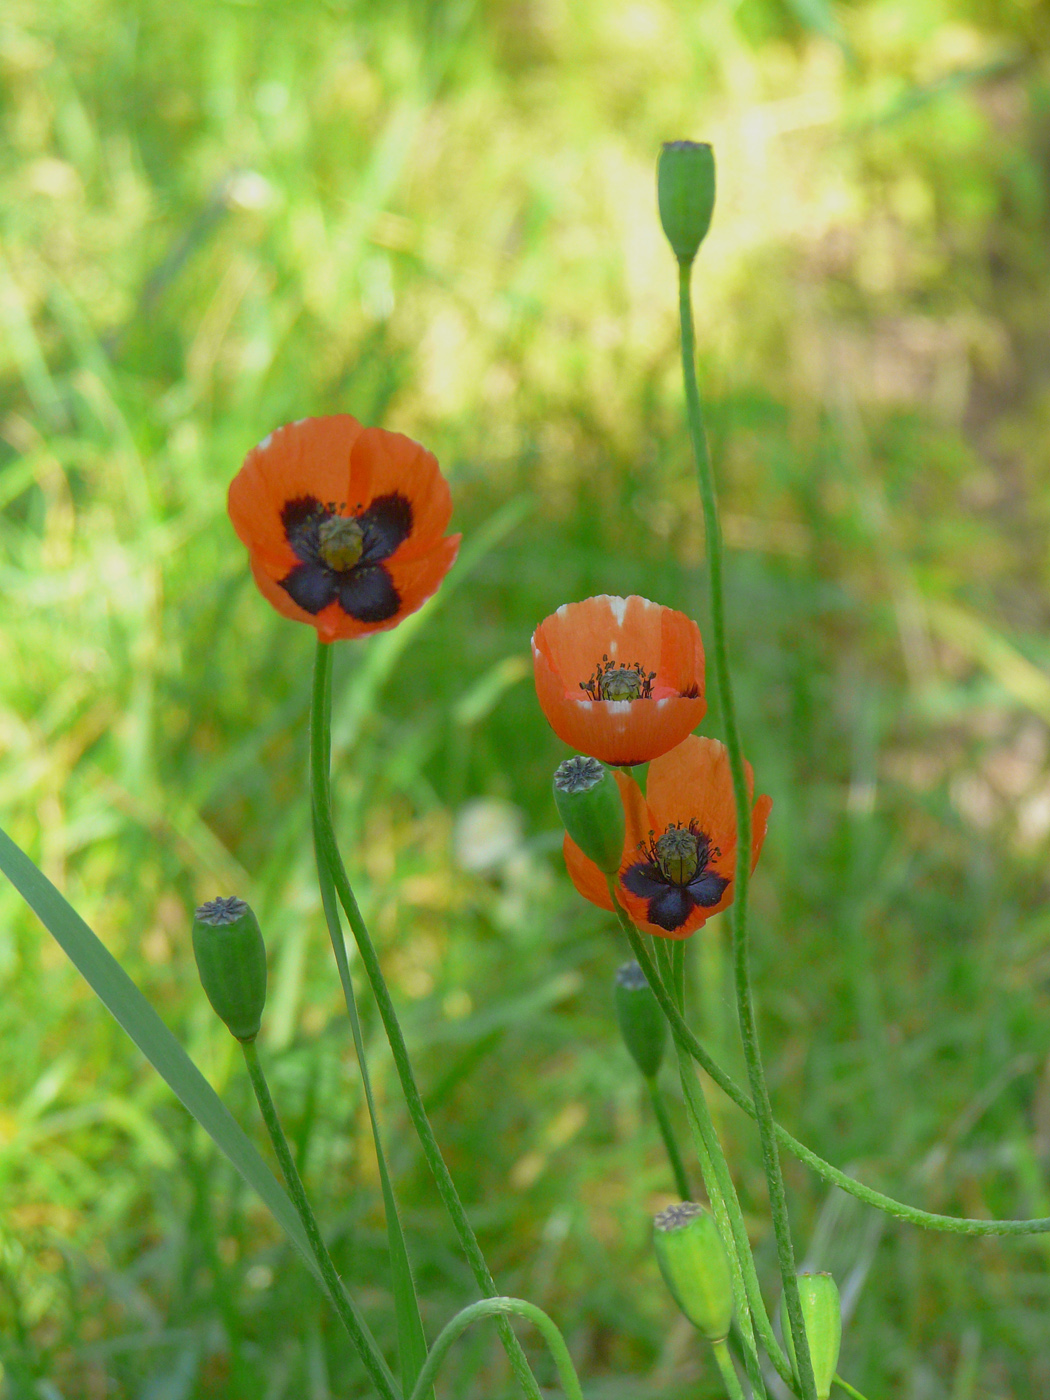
614 961 666 1078
653 1201 733 1341
553 756 625 874
192 896 268 1042
657 141 716 266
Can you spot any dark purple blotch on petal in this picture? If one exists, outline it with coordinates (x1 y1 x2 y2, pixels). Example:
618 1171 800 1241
278 492 409 621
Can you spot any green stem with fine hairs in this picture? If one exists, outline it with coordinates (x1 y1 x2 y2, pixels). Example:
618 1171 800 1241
241 1039 399 1400
646 1075 691 1200
712 1337 748 1400
651 932 789 1393
625 920 1050 1236
833 1375 873 1400
310 639 543 1400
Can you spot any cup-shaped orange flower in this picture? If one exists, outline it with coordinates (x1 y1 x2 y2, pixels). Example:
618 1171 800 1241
532 595 706 766
564 735 772 939
228 415 461 642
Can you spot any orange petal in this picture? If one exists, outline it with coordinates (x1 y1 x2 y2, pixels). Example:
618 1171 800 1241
532 596 706 764
352 428 453 560
646 736 752 845
616 737 772 939
229 416 368 569
385 535 462 618
535 595 680 683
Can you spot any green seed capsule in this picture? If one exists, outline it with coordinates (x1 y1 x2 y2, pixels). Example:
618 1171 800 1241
657 141 716 266
782 1273 842 1400
553 756 626 874
192 897 268 1042
614 962 666 1079
653 1201 734 1342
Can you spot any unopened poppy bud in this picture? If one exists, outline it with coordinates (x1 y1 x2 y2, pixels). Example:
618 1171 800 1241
553 756 625 874
192 897 268 1042
653 1202 733 1341
657 141 716 266
782 1273 841 1400
614 961 666 1078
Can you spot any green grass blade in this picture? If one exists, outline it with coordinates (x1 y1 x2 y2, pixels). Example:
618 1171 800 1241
0 825 315 1251
0 823 386 1368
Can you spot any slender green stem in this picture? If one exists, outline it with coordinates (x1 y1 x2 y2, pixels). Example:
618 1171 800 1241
310 640 543 1400
646 1076 691 1200
652 940 793 1395
406 1298 584 1400
241 1039 399 1400
314 834 430 1398
677 257 816 1400
712 1338 748 1400
651 936 771 1399
833 1375 872 1400
624 923 1050 1236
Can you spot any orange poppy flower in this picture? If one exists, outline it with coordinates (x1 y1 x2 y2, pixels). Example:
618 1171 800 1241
564 735 772 939
532 595 706 766
228 415 461 642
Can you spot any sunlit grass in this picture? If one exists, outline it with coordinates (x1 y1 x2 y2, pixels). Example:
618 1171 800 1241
2 0 1050 1393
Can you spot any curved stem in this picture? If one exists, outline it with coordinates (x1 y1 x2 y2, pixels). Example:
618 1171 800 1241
653 933 790 1392
677 259 815 1400
407 1298 584 1400
310 640 543 1400
241 1040 399 1400
624 921 1050 1237
652 935 773 1396
833 1375 873 1400
646 1075 691 1200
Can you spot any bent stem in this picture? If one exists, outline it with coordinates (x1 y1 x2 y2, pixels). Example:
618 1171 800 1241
241 1038 399 1400
678 256 815 1400
407 1298 584 1400
651 933 790 1394
310 639 543 1400
625 925 1050 1237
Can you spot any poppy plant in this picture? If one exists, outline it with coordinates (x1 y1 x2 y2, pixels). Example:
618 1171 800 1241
532 595 707 767
228 415 461 642
563 735 772 939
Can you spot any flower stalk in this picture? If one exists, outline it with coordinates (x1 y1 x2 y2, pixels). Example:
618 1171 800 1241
241 1038 399 1400
310 638 544 1400
677 239 817 1400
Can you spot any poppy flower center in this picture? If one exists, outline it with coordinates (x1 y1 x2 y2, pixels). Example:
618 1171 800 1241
318 515 365 571
655 826 700 884
581 656 656 701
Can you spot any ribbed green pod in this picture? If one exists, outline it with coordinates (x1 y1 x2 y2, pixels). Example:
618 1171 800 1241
653 1201 733 1341
192 896 268 1042
782 1273 842 1400
657 142 716 266
553 756 625 874
614 962 666 1078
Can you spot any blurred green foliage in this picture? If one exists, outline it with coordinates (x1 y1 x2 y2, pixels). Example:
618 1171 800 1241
2 0 1050 1394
